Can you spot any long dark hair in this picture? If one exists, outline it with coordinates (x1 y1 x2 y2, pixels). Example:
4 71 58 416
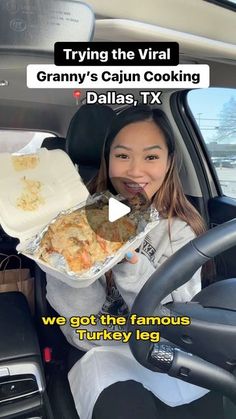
87 105 206 237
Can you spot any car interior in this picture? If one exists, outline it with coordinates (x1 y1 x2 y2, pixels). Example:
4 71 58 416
0 0 236 418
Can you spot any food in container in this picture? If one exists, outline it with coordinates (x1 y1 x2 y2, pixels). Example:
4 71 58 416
37 202 137 274
0 149 159 287
16 176 45 211
11 154 40 171
20 192 159 287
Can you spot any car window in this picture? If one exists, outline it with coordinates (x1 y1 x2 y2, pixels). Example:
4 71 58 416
187 88 236 199
0 130 55 154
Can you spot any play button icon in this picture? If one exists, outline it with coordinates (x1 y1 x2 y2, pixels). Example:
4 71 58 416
108 197 130 222
84 177 150 243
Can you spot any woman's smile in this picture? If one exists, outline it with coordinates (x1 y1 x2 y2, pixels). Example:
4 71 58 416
123 181 148 194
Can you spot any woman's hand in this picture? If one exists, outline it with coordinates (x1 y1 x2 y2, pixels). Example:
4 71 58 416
125 250 139 264
117 249 139 265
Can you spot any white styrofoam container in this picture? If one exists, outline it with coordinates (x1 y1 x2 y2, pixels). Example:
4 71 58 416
0 148 89 243
0 148 159 288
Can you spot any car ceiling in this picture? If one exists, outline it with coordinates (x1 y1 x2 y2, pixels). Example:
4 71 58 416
87 0 236 44
0 0 236 135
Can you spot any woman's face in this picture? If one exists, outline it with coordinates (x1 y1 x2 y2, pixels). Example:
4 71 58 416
109 120 170 200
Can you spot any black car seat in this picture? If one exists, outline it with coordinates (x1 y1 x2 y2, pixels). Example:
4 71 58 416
41 136 66 151
66 104 115 183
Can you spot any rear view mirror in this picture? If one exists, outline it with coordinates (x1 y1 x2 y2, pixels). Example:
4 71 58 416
0 0 94 54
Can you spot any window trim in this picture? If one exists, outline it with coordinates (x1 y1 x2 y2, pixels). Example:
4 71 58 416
170 90 226 224
205 0 236 13
174 90 223 197
182 88 236 200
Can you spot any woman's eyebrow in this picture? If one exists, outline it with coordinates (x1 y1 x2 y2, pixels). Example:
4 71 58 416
112 145 162 151
143 145 162 151
113 145 132 150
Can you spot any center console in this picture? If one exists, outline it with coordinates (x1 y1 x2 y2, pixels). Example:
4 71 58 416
0 292 51 418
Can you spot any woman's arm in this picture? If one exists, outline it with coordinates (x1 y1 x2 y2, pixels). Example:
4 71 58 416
112 253 156 311
112 222 202 311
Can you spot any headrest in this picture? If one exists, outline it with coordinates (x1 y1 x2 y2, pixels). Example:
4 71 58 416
41 136 66 151
66 104 115 167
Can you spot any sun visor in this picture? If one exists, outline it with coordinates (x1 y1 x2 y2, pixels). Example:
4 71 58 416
0 0 94 55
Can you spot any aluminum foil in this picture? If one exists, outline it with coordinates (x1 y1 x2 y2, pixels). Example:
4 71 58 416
18 191 160 284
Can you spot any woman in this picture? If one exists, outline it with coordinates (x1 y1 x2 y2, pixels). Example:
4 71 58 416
46 105 223 419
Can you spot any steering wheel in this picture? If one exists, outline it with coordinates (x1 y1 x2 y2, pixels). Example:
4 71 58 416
128 218 236 403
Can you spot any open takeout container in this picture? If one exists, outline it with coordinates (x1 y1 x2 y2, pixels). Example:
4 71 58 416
0 149 159 288
0 148 89 241
0 148 91 286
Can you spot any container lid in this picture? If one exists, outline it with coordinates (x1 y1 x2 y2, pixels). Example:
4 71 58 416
0 148 89 242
